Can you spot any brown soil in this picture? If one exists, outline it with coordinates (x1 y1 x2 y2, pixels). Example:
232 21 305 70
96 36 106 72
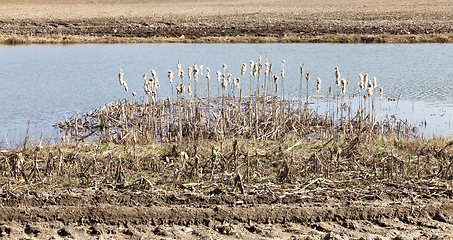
2 180 453 239
1 0 453 43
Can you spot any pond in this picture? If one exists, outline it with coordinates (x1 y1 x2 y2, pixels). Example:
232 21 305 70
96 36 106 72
1 43 452 146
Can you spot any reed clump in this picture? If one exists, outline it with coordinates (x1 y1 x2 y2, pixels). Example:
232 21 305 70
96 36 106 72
1 57 450 195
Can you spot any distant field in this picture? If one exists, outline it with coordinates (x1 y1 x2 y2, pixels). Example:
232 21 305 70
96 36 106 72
1 0 453 43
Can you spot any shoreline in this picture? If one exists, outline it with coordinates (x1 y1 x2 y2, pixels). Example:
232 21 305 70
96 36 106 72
2 33 453 44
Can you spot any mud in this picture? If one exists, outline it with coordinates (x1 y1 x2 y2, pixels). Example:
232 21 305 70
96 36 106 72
1 181 453 239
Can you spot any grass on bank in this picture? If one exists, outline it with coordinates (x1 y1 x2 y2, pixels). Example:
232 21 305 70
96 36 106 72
1 33 453 44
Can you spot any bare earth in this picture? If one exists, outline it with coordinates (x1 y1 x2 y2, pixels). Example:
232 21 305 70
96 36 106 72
2 0 453 239
1 0 453 42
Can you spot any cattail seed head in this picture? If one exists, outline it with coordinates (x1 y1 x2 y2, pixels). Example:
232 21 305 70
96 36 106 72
177 62 181 72
253 63 258 76
335 67 340 85
222 78 227 90
179 70 184 80
199 65 203 76
181 83 185 93
132 90 136 97
151 70 156 79
258 55 261 63
222 63 227 71
305 72 309 82
273 75 279 84
249 60 254 75
206 68 210 80
241 63 246 76
367 86 373 97
341 78 346 86
317 78 321 92
281 61 285 78
379 87 383 99
188 83 192 95
227 73 232 82
216 71 221 82
154 78 160 89
118 68 124 86
187 67 192 80
364 74 369 89
143 73 147 81
168 70 173 84
258 64 262 74
373 77 377 89
265 59 269 76
123 82 128 92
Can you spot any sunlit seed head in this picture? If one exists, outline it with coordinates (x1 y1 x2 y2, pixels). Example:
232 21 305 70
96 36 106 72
258 55 261 63
151 70 156 79
124 82 128 92
380 87 383 99
143 73 147 81
341 78 346 86
132 91 136 97
258 64 263 74
305 72 309 82
273 75 279 84
367 86 373 97
335 67 340 85
253 63 258 76
187 67 192 80
373 77 377 89
227 73 232 82
216 71 221 82
241 63 246 76
199 65 203 76
250 60 254 75
177 62 181 72
206 68 211 80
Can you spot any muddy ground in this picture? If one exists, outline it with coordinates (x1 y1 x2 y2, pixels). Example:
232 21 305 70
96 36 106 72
2 179 453 239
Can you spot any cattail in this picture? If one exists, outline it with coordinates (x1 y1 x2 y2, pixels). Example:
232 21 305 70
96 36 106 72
179 70 184 80
187 67 192 80
216 71 221 82
317 78 321 92
151 90 156 103
305 72 309 82
193 64 198 81
118 68 124 86
144 81 150 94
199 65 203 76
222 78 227 90
269 63 273 74
367 86 373 97
253 63 258 76
151 70 157 79
176 84 181 94
364 74 369 90
273 75 279 84
258 64 262 74
181 83 185 93
227 73 232 82
241 63 246 76
281 61 285 78
265 59 269 76
236 77 241 87
249 60 254 75
177 62 181 73
168 70 173 84
341 79 346 95
380 87 383 99
132 90 136 97
154 77 160 89
188 83 192 95
258 55 261 63
143 73 147 82
373 77 377 89
335 67 340 86
123 82 128 92
206 68 210 80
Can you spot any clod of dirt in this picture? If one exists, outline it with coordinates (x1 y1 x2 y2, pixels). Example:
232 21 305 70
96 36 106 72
57 227 71 237
0 225 11 237
153 225 171 236
24 224 40 236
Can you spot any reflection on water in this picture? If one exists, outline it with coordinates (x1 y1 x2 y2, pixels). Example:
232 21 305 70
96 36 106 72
0 43 452 145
